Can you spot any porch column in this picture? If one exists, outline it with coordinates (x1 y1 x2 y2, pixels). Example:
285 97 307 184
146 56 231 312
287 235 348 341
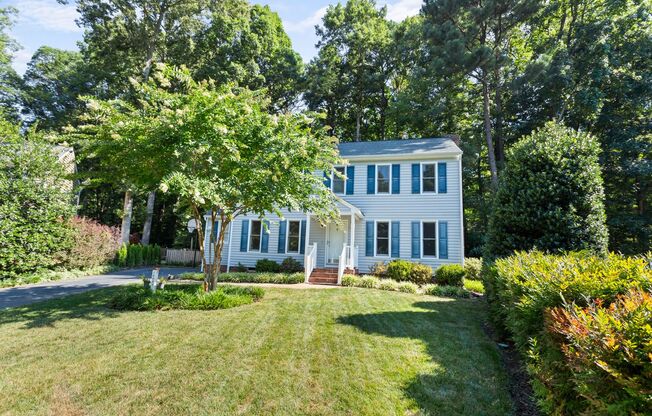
304 213 312 283
350 212 355 268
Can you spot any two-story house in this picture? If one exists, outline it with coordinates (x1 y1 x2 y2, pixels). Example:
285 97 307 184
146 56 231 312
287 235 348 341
203 137 464 284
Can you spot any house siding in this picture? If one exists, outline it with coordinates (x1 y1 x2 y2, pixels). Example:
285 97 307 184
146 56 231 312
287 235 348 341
204 154 464 273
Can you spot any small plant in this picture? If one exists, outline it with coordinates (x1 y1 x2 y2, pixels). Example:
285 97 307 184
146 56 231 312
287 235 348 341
377 278 399 291
342 274 361 287
410 263 433 285
423 284 470 298
463 279 484 294
280 257 303 273
255 259 280 273
386 259 413 281
359 275 380 288
435 264 465 286
116 243 128 267
369 261 387 277
464 257 482 280
396 281 418 294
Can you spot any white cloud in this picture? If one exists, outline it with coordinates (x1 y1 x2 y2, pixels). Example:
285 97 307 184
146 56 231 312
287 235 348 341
385 0 422 22
12 48 33 75
284 6 328 33
15 0 81 33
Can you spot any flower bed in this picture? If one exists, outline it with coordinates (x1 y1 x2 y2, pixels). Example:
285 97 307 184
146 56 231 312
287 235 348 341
179 271 304 284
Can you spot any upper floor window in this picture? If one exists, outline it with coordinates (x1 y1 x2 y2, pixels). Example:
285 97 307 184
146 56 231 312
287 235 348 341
376 221 390 256
249 220 262 251
287 220 301 253
376 165 391 194
332 166 346 194
422 221 437 257
422 163 436 193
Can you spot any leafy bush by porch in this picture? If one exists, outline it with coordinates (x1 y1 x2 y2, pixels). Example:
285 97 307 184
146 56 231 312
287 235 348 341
342 274 469 297
374 259 433 284
256 258 280 273
109 284 264 311
179 271 304 284
434 264 465 286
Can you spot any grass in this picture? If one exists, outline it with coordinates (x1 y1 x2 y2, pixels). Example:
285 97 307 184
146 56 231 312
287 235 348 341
0 265 119 288
109 284 264 310
180 271 304 284
0 287 513 415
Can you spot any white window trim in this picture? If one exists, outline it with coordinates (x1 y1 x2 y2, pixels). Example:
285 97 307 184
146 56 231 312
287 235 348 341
247 219 262 252
331 166 347 195
374 220 391 257
420 220 439 259
375 164 392 195
285 220 302 254
420 162 439 194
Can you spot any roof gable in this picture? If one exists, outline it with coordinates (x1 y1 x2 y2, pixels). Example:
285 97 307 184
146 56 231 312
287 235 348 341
337 137 461 159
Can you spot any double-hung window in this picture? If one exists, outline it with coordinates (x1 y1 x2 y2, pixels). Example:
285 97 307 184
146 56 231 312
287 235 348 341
332 166 346 194
286 220 301 253
422 163 436 193
249 220 262 251
376 165 390 194
422 221 437 257
376 221 390 256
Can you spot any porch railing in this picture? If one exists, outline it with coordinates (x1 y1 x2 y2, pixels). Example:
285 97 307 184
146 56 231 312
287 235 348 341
304 243 317 283
337 245 360 284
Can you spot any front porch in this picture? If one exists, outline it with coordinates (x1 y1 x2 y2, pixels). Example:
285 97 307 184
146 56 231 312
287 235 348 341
303 198 363 285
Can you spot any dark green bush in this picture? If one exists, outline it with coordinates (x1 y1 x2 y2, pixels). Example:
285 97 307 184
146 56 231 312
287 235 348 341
279 257 303 273
485 122 608 260
386 259 413 281
410 263 433 285
485 251 652 414
109 284 264 310
255 258 280 273
434 264 465 286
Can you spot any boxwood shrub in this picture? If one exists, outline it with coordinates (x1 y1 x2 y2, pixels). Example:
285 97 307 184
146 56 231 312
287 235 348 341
255 258 280 273
434 264 465 286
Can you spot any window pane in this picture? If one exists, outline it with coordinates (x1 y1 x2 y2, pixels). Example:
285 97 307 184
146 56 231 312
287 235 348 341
422 164 436 192
423 222 436 238
376 238 389 255
422 178 435 192
377 222 389 238
287 221 300 252
251 220 261 235
423 239 436 256
288 221 300 236
333 167 345 193
377 165 390 193
249 220 261 250
250 236 260 251
422 164 435 178
288 236 299 252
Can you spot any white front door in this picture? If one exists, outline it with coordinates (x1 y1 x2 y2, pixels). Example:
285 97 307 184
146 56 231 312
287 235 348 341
326 222 348 265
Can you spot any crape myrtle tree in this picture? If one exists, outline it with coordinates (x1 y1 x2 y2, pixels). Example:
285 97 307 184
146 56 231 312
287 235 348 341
76 65 340 290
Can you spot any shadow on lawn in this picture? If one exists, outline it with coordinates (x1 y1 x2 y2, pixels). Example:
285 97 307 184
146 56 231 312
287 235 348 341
0 287 124 329
337 298 511 415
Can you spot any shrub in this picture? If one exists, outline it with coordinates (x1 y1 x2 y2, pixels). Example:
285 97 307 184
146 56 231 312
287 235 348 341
464 257 482 280
410 263 433 285
342 274 361 287
255 258 280 273
61 217 120 270
179 271 304 284
368 261 387 277
463 279 484 294
396 281 418 294
386 259 413 281
279 257 303 273
235 262 248 272
435 264 465 286
109 284 264 311
359 275 380 288
485 251 652 413
423 284 471 298
116 243 128 267
377 278 399 291
549 290 652 415
485 122 608 259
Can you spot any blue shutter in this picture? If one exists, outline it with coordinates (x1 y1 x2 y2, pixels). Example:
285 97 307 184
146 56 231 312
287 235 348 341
439 221 448 259
346 165 355 195
411 221 420 258
323 171 331 189
438 162 447 193
261 220 270 253
365 221 374 256
277 220 287 254
299 219 307 254
391 164 400 194
367 165 375 194
240 220 249 252
411 164 420 194
391 221 400 257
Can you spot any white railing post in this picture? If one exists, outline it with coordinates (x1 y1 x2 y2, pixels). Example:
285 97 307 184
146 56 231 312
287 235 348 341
305 243 317 283
337 244 348 285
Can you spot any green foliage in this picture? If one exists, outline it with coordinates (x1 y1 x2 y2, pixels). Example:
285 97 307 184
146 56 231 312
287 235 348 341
179 272 304 285
384 260 433 284
410 263 433 285
255 259 280 273
464 258 482 280
118 243 160 268
279 257 303 273
108 284 264 311
422 284 471 298
485 122 608 259
386 259 413 281
434 265 465 287
549 290 652 415
116 243 128 267
0 119 74 279
463 279 484 294
368 261 387 277
0 264 118 288
396 281 419 294
485 251 652 413
0 7 21 120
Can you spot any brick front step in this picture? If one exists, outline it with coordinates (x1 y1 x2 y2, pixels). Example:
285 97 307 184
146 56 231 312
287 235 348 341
309 277 338 285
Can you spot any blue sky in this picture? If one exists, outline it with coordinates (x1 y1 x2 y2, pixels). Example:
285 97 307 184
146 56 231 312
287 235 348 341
6 0 422 74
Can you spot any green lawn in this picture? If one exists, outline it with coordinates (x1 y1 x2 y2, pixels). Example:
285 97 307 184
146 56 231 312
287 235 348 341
0 287 513 415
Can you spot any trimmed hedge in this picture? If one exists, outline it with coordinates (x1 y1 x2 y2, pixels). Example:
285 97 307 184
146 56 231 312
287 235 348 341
435 264 465 286
381 260 433 284
116 243 161 267
180 271 304 284
485 251 652 414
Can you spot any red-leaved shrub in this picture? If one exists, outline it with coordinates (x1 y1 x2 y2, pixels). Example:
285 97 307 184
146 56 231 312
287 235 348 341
63 217 120 269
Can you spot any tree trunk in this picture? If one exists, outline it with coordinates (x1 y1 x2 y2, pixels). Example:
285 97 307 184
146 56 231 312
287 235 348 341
141 191 156 245
120 190 134 244
494 67 505 170
355 110 361 142
209 218 229 291
482 75 499 189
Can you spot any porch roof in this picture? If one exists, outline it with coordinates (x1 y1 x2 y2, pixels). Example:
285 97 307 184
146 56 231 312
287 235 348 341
333 195 364 219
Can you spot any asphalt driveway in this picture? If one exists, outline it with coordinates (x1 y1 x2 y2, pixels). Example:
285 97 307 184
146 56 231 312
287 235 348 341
0 267 199 309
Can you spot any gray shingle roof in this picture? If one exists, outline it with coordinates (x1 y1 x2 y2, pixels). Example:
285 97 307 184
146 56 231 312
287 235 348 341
337 137 461 158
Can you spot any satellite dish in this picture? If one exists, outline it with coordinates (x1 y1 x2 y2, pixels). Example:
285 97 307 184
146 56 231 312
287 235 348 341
187 219 198 233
